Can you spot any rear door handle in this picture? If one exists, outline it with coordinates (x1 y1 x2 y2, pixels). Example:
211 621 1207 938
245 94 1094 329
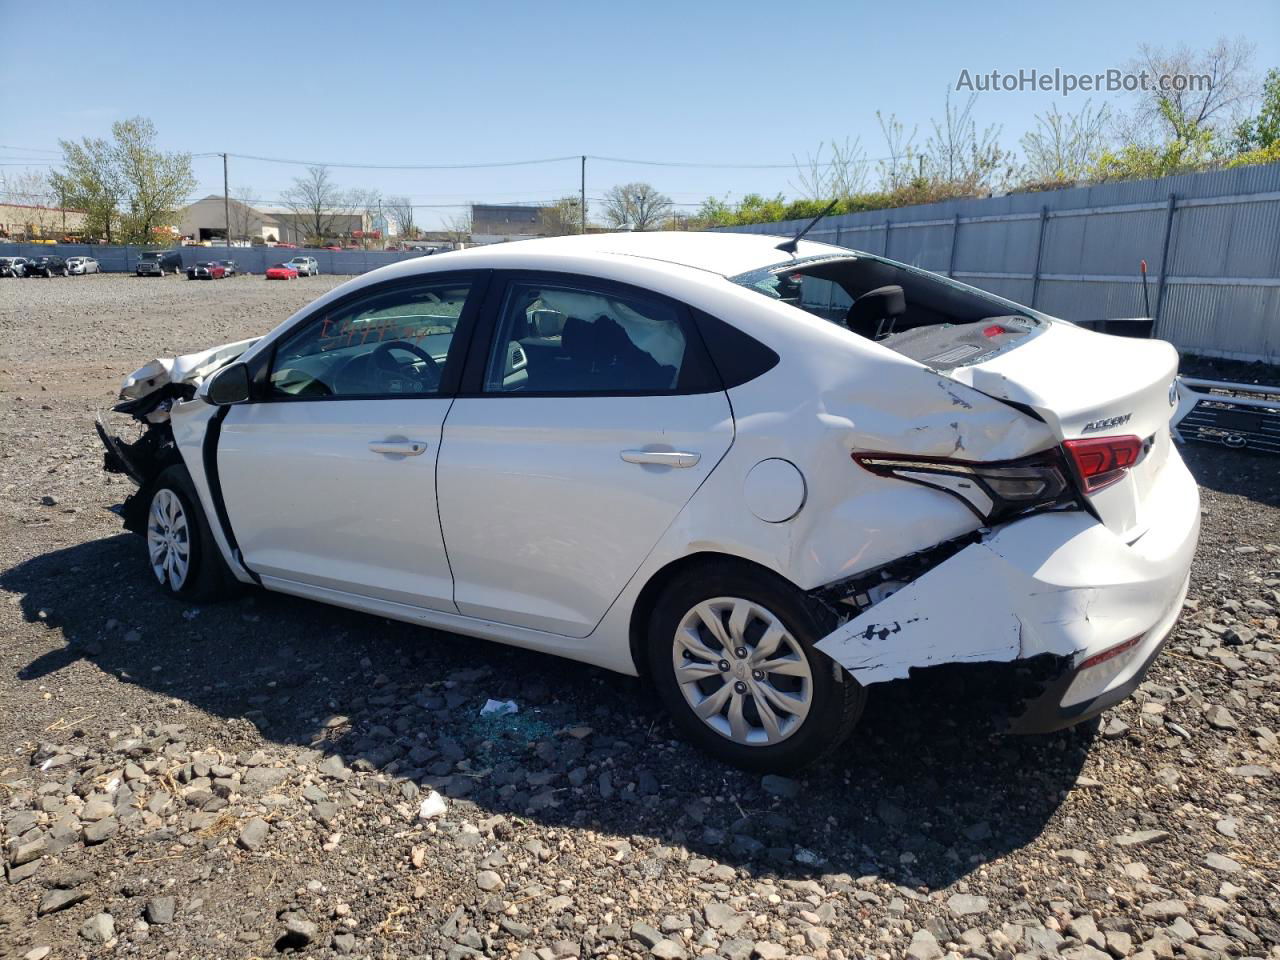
620 449 701 468
368 440 428 456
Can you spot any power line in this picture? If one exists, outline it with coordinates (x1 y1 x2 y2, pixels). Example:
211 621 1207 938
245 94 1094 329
212 151 581 170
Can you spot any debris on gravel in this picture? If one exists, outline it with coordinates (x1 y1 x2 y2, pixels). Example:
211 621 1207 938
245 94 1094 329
2 277 1279 958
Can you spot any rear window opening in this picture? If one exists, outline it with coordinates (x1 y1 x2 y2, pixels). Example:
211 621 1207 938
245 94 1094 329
730 254 1048 370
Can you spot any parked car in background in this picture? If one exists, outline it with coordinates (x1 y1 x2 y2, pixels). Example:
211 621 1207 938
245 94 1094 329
0 256 28 277
324 245 342 252
286 255 319 276
186 261 227 280
67 256 101 275
265 263 299 280
136 250 184 277
24 255 68 277
96 232 1199 771
219 260 238 277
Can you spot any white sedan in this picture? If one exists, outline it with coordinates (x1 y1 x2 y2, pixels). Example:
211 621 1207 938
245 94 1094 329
96 232 1199 770
67 256 101 275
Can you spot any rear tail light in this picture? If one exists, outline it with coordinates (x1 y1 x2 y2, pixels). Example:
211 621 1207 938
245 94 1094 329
1062 435 1143 493
852 449 1074 525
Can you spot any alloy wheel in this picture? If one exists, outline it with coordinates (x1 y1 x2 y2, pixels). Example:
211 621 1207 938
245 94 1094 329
147 489 191 590
672 597 813 746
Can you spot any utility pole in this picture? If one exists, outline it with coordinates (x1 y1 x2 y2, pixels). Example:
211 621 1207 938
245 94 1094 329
222 153 231 248
580 155 586 234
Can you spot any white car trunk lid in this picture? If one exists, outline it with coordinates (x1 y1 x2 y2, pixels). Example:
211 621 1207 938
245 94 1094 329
945 322 1179 540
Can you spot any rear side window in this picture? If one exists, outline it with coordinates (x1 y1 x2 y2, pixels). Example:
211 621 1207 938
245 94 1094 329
482 277 719 395
692 308 779 389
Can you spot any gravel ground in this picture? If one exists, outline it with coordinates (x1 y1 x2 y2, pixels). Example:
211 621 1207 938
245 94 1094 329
1 274 1278 960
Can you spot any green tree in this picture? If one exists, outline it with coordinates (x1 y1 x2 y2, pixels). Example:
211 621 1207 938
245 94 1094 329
112 117 195 244
49 136 122 242
1233 67 1280 152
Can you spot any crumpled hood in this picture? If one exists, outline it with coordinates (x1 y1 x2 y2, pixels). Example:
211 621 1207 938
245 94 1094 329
120 337 260 401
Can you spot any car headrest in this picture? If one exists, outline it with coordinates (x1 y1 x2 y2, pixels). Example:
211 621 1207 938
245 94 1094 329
845 284 906 336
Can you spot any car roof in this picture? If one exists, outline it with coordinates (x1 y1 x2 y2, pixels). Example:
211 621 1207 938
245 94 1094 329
431 231 845 279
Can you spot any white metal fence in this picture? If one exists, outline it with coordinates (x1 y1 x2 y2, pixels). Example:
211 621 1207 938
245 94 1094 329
720 164 1280 363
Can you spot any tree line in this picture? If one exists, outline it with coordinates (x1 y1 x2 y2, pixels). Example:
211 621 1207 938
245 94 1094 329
686 38 1279 229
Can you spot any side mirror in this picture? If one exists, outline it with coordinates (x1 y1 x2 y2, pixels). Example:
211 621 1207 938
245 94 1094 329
204 362 251 406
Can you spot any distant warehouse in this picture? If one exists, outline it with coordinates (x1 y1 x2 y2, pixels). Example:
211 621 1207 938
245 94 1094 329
177 195 370 245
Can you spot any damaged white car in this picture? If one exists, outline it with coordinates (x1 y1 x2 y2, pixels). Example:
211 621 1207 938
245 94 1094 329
97 232 1199 771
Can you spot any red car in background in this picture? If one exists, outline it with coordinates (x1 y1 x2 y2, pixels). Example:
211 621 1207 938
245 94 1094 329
266 263 300 280
186 261 227 280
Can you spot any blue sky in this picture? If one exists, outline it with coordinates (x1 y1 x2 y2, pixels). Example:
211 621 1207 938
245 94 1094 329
2 0 1277 229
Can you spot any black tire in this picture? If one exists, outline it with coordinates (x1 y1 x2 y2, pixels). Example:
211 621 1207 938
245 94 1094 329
142 465 237 602
646 561 865 772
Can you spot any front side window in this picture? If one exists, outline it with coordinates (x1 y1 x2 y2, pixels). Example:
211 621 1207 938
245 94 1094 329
483 279 703 394
268 278 473 399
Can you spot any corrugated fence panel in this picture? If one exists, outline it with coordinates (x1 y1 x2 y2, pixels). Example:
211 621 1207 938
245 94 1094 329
719 163 1280 361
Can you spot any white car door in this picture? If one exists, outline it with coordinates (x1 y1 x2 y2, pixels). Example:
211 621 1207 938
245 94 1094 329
217 273 485 611
437 273 734 637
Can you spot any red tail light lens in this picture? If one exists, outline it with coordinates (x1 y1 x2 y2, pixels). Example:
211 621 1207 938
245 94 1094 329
1062 436 1143 493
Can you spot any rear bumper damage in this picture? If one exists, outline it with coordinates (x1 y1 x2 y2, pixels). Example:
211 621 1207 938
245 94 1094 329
815 448 1200 731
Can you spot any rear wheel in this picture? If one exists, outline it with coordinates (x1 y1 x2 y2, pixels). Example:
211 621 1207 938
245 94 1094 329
144 465 236 601
647 562 865 772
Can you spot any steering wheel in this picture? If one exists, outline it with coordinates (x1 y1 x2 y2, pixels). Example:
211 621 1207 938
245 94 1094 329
370 339 441 391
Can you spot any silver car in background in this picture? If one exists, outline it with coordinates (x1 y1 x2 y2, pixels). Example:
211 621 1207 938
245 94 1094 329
67 256 101 275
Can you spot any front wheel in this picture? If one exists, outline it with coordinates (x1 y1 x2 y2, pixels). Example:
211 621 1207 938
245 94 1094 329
144 465 236 601
647 562 865 772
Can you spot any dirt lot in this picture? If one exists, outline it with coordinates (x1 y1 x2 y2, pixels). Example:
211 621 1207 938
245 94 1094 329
1 274 1278 960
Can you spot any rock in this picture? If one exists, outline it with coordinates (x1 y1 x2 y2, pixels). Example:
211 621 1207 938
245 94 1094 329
280 916 317 947
631 923 663 948
1204 852 1242 873
23 949 52 960
760 774 800 799
1102 718 1131 739
318 755 352 780
9 835 47 866
145 896 176 925
418 790 447 819
1204 705 1238 730
79 913 115 944
1214 817 1239 838
1113 830 1169 847
752 943 786 960
476 870 502 891
237 817 269 851
1060 948 1111 960
38 888 87 915
1105 931 1134 957
332 931 357 954
1140 900 1188 920
947 893 989 916
704 900 742 931
83 817 119 845
906 929 944 960
651 941 686 959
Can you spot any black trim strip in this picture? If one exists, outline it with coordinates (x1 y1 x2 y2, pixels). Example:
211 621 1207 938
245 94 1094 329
202 406 261 586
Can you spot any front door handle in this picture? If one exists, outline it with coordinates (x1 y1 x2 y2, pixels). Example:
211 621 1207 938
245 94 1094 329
369 440 428 456
620 449 701 468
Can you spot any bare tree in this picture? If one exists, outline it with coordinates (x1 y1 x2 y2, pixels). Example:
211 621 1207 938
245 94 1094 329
923 90 1010 192
229 185 261 243
539 196 584 236
1126 37 1257 142
349 189 382 247
443 210 472 247
281 165 355 245
386 195 416 240
601 182 672 231
0 169 58 238
875 112 920 192
1020 100 1112 184
790 137 868 202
